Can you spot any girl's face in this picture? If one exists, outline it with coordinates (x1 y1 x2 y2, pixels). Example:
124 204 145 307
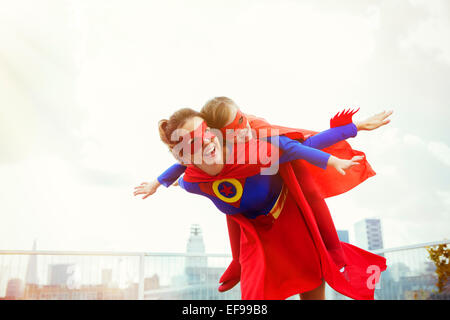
176 116 223 165
221 109 253 143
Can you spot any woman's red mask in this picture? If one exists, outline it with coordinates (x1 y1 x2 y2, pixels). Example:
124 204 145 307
178 121 216 156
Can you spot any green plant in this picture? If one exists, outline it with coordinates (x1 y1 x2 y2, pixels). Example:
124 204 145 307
426 243 450 293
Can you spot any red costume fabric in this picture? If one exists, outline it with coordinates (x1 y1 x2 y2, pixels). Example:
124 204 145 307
184 115 387 300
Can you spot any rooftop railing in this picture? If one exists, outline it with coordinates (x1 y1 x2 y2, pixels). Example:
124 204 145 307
0 240 448 300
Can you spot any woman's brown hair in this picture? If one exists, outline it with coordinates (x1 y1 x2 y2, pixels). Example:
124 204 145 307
158 108 202 149
200 96 238 129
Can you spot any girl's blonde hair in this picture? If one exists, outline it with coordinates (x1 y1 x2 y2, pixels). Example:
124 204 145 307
200 96 238 129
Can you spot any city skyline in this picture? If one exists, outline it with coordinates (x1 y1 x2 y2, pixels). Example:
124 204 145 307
0 225 239 300
1 231 446 300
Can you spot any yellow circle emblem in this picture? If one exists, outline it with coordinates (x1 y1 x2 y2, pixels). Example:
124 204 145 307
212 179 243 203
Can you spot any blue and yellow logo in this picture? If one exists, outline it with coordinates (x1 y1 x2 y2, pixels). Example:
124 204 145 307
212 178 243 203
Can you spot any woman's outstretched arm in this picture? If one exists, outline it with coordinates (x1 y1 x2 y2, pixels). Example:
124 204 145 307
134 164 186 199
157 163 186 187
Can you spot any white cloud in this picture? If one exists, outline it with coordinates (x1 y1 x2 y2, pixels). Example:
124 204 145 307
402 0 450 65
436 189 450 208
428 141 450 166
403 133 425 147
376 164 398 176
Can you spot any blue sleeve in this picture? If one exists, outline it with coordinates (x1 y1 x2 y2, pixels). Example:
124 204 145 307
157 164 187 187
302 123 357 149
275 135 331 169
178 176 193 192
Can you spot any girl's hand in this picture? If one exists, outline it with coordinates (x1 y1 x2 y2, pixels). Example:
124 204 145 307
328 155 364 175
133 180 161 199
356 110 393 131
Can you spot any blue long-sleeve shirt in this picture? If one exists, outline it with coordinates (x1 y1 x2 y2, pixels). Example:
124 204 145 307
157 123 357 187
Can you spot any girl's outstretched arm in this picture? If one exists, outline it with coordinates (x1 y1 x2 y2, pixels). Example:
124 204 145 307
302 123 357 150
355 110 393 131
303 110 393 150
274 135 363 175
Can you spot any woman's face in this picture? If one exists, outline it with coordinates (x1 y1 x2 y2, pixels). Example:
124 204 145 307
176 116 223 165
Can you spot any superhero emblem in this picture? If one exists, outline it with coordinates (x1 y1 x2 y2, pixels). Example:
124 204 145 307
212 179 243 203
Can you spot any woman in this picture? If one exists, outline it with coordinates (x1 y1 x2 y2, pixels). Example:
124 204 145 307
135 105 388 300
136 97 392 294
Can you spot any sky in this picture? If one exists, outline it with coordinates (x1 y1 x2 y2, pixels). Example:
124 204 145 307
0 0 449 254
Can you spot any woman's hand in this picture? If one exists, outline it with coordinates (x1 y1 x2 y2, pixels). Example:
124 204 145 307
355 110 393 131
328 155 364 175
133 180 161 199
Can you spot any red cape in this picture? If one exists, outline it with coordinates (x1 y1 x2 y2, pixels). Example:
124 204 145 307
234 160 386 299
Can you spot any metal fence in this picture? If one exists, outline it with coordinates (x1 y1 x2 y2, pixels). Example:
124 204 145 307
0 240 448 300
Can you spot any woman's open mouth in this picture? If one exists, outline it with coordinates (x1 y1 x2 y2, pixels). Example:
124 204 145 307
203 142 216 158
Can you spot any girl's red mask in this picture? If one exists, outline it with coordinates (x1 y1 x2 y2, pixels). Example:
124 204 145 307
220 110 248 138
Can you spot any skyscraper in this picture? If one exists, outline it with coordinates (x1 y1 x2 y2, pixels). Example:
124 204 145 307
185 224 207 284
354 218 384 251
337 230 349 243
25 239 39 285
186 224 206 255
47 264 76 286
